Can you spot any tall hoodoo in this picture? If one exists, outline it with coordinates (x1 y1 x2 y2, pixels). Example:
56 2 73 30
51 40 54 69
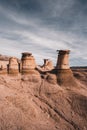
56 50 70 69
56 50 75 86
21 52 37 74
8 57 19 75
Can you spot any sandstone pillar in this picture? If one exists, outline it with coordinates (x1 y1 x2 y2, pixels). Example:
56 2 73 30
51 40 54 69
56 50 70 69
8 57 19 75
21 52 39 75
56 50 74 86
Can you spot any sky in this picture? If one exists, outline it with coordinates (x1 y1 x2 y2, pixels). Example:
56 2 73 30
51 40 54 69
0 0 87 66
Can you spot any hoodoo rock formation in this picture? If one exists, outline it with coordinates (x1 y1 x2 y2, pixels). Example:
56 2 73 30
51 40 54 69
0 50 77 79
0 50 87 130
8 57 19 75
21 52 39 75
56 50 70 69
56 50 76 86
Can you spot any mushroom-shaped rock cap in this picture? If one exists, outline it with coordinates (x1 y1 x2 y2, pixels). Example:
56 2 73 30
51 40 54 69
57 50 70 55
22 52 32 57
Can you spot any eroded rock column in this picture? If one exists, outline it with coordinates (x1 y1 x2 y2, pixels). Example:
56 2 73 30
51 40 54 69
56 50 70 69
21 52 39 75
56 50 74 86
8 57 19 75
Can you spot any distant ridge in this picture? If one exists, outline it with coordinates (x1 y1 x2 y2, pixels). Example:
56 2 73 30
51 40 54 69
71 66 87 68
0 54 10 61
0 54 20 62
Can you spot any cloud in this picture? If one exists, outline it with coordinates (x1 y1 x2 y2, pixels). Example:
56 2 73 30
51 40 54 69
0 0 87 66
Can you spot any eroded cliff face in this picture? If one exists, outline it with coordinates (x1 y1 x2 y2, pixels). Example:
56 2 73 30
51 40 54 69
0 69 87 130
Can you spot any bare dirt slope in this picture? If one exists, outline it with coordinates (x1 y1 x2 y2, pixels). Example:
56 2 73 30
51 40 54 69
0 69 87 130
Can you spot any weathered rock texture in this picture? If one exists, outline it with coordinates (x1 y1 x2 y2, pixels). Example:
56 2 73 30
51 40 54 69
0 66 7 74
56 50 70 69
42 59 54 71
36 59 54 72
56 50 75 86
0 52 87 130
0 63 8 74
0 54 10 61
0 67 87 130
0 56 9 74
21 52 39 75
8 57 19 75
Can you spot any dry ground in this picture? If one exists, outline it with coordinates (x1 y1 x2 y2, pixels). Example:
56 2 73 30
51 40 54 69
0 68 87 130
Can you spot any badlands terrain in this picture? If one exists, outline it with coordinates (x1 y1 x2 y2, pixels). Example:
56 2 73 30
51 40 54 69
0 55 87 130
0 67 87 130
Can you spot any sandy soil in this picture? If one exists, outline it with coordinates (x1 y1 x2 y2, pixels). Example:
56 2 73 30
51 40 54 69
0 68 87 130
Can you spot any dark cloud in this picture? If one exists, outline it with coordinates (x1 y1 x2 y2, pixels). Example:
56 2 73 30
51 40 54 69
0 0 87 66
